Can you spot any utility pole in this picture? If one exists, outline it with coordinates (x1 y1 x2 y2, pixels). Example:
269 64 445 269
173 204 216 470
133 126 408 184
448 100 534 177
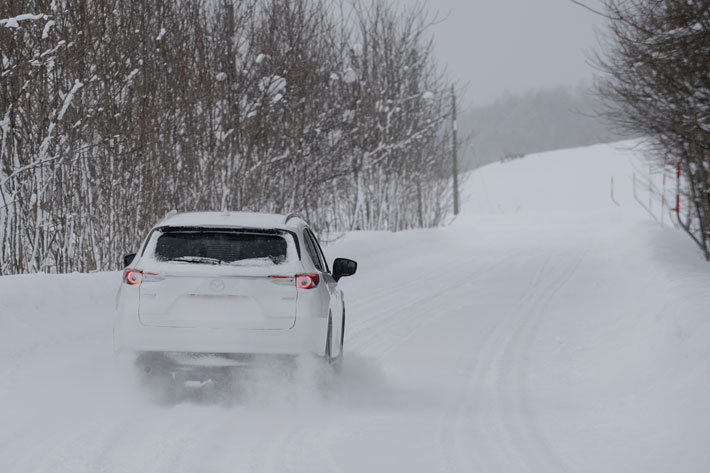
451 84 460 215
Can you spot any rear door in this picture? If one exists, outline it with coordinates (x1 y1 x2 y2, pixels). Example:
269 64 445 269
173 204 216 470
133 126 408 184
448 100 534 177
138 229 298 330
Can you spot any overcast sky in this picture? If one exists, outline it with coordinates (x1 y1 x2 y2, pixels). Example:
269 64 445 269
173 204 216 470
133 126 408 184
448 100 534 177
394 0 607 108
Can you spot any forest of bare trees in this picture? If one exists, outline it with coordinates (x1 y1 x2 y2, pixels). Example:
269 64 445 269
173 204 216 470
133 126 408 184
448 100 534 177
0 0 456 274
595 0 710 259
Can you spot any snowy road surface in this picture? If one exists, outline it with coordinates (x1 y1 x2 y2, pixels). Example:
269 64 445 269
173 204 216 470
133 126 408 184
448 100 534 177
2 141 709 472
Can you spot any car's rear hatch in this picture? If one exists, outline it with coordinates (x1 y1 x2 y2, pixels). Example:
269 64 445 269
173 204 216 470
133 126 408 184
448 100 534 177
137 227 299 330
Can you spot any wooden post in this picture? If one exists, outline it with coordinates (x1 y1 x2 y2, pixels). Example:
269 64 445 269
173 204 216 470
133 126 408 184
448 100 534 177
451 84 460 216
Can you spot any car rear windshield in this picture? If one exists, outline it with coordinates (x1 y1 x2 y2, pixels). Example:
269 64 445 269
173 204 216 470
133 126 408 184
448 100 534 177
152 230 291 265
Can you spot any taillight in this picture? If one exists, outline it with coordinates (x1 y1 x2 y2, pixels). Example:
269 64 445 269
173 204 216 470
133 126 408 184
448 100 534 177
123 269 142 285
296 274 319 289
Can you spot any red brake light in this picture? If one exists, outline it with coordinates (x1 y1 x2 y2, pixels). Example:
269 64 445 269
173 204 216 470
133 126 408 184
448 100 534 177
296 274 319 289
123 269 142 285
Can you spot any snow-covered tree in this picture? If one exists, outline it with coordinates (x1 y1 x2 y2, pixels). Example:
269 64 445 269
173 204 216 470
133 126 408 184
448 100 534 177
0 0 456 274
595 0 710 259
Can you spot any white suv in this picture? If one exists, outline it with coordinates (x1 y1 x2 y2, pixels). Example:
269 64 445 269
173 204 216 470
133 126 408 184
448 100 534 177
114 212 357 365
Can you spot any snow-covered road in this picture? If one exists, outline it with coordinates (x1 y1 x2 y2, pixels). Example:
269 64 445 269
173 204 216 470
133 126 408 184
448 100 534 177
2 141 709 472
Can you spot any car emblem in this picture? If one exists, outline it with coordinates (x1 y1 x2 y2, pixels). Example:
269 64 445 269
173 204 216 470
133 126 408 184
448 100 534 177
210 279 225 292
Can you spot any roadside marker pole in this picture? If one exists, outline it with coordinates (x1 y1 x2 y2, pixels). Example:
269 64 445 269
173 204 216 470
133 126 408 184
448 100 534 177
675 161 680 214
611 176 620 206
451 84 459 216
661 154 667 224
632 172 658 221
648 163 653 210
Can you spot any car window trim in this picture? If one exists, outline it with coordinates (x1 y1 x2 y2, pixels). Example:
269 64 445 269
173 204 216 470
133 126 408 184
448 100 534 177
306 228 330 273
302 229 324 272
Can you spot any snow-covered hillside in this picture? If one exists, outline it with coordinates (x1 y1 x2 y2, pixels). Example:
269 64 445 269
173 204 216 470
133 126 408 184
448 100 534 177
1 141 709 473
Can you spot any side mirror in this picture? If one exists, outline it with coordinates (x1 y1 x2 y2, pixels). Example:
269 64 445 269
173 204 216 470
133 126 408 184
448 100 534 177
333 258 357 281
123 253 137 268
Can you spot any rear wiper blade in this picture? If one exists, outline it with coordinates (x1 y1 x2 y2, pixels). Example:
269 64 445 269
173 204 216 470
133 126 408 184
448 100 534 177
167 256 224 265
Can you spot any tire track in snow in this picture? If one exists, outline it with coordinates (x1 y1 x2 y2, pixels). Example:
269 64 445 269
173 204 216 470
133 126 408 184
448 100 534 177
494 251 585 473
436 251 551 473
346 253 508 358
437 250 585 473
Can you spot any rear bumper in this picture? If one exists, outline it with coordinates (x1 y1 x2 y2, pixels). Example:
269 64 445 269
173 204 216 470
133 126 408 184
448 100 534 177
114 312 327 356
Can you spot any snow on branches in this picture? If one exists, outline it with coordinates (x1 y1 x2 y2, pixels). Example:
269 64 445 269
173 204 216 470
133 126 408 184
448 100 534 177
0 0 455 274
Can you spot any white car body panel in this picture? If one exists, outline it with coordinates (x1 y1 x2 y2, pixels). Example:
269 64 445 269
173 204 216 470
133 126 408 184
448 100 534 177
138 271 298 330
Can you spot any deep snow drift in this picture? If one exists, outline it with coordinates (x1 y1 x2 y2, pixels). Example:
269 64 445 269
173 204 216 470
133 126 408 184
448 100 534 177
1 140 709 473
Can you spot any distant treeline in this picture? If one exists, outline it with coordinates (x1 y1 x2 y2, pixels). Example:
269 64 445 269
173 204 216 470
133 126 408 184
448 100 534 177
0 0 454 274
460 85 629 169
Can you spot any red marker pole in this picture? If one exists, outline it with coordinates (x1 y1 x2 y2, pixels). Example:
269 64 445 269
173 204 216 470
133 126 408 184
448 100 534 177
661 154 667 223
675 161 680 214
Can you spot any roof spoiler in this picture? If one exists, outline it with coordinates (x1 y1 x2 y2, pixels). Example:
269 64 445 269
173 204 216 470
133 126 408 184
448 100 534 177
284 212 300 224
161 209 178 222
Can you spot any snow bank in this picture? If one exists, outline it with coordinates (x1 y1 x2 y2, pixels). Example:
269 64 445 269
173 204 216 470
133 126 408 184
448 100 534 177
0 271 118 361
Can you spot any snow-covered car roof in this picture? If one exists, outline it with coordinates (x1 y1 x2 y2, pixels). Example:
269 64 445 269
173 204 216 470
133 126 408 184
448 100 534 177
155 211 305 231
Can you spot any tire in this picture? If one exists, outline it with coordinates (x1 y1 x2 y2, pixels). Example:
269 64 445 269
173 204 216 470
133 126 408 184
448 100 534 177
339 308 345 357
135 352 180 405
322 314 344 377
331 310 345 372
324 315 333 362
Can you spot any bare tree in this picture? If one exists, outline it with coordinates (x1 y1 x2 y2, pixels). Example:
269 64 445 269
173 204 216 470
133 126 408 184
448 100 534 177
594 0 710 259
0 0 457 274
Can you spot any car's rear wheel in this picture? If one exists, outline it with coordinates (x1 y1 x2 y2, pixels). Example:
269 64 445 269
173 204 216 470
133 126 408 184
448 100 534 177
339 308 345 357
323 311 344 373
332 310 345 372
324 315 333 362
